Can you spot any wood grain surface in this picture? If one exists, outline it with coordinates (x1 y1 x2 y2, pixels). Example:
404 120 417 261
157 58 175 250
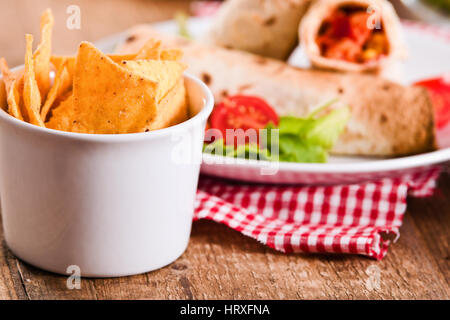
0 172 448 300
0 0 448 300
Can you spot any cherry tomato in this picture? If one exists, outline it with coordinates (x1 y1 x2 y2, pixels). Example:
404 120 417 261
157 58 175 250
209 95 279 146
415 76 450 129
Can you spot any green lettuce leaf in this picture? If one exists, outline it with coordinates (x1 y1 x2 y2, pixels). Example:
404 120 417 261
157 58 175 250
203 100 350 164
300 106 350 149
203 139 272 161
278 134 328 163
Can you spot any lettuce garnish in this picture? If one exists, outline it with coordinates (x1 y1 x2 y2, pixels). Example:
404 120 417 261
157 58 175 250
204 100 350 163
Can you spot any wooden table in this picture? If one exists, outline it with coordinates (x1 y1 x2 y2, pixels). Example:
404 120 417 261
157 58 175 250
0 173 448 300
0 0 449 300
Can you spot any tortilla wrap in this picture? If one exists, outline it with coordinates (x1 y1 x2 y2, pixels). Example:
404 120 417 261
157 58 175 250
117 26 435 157
204 0 310 60
299 0 406 73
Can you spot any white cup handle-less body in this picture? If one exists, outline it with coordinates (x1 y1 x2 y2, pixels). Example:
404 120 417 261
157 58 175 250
0 74 213 277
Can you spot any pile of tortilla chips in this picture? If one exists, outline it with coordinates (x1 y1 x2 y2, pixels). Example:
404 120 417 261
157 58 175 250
0 9 188 134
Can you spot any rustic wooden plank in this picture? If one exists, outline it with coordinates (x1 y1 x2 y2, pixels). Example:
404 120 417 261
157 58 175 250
1 175 449 299
408 171 450 284
5 203 448 300
0 238 29 300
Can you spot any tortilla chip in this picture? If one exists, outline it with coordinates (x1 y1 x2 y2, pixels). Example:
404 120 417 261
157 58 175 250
51 55 73 73
0 58 24 117
51 53 137 77
6 80 23 120
46 93 88 133
131 37 182 61
160 49 183 61
109 53 138 63
33 8 54 100
144 78 188 131
72 42 159 133
23 34 45 127
121 59 186 102
0 79 6 111
135 39 161 60
47 92 92 133
45 93 77 131
41 58 71 121
0 58 15 113
0 58 15 91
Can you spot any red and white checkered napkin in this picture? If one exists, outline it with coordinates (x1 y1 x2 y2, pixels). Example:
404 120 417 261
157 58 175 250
194 168 440 259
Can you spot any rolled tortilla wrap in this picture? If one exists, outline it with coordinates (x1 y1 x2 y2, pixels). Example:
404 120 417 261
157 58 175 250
300 0 406 73
117 26 435 157
204 0 310 60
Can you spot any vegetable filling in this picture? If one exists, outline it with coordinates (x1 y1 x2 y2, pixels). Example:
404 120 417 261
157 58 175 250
316 5 389 63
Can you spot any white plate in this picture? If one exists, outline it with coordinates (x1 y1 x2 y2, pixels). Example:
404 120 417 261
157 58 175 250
98 16 450 185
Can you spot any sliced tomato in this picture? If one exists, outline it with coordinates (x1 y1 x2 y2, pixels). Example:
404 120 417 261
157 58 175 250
209 95 279 146
415 76 450 129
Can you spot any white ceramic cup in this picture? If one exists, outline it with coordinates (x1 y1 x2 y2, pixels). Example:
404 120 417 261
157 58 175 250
0 74 213 277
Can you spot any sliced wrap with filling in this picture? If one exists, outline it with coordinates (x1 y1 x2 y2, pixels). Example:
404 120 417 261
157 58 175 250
117 25 435 157
204 0 310 60
299 0 406 73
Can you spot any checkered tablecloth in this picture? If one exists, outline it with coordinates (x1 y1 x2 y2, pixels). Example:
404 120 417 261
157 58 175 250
188 1 445 259
194 168 441 259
